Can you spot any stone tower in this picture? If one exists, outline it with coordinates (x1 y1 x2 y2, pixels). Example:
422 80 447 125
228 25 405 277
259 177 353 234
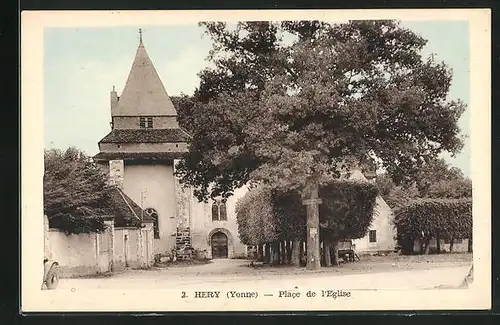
94 30 191 254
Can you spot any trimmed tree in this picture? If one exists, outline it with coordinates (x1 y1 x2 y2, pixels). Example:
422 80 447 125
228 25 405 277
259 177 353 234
44 147 111 234
176 20 465 270
375 159 472 254
319 181 379 265
236 180 378 266
394 198 472 254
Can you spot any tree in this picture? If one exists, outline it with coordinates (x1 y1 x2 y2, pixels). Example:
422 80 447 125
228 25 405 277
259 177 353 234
408 158 471 198
394 198 472 254
44 147 111 234
426 178 472 199
375 173 396 198
375 159 471 253
176 20 466 269
236 180 378 266
376 158 471 209
319 181 379 265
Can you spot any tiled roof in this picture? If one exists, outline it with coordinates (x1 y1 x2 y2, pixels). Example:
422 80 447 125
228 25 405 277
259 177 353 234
105 187 154 227
112 41 177 117
93 151 188 162
98 128 191 144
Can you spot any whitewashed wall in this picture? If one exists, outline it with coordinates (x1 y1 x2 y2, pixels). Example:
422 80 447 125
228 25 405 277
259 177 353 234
348 170 397 254
413 238 470 253
122 163 176 254
353 196 397 254
46 219 154 277
47 230 101 277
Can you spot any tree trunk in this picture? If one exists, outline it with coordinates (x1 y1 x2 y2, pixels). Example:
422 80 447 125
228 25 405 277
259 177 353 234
332 240 340 266
272 242 280 265
303 179 321 270
269 243 274 264
436 231 441 254
265 243 271 263
300 241 307 266
257 244 264 262
468 236 473 253
324 238 332 267
424 238 431 255
449 236 454 253
281 241 287 264
291 239 301 266
286 241 292 264
418 238 424 254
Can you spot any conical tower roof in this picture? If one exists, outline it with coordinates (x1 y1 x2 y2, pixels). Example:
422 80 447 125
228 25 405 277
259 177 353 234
112 34 177 117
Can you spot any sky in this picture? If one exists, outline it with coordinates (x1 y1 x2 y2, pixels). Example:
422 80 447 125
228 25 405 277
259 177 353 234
43 21 470 177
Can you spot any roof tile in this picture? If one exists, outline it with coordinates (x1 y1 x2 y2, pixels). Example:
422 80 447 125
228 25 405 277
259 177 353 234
105 187 154 227
99 128 191 144
113 42 177 116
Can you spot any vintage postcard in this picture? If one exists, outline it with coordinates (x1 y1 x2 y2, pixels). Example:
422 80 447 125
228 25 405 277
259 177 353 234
21 9 491 312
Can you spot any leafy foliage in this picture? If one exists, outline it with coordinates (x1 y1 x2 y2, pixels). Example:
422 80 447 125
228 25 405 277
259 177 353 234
394 198 472 244
408 158 472 198
176 20 466 203
384 183 420 211
235 186 280 245
319 181 379 241
376 158 472 211
44 147 111 234
236 181 378 245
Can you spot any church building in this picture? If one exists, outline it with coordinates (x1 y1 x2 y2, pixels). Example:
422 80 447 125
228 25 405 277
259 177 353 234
94 31 247 260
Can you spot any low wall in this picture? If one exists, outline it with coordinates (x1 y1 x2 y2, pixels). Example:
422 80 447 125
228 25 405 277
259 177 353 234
413 238 470 253
47 230 99 277
46 221 154 277
115 225 155 269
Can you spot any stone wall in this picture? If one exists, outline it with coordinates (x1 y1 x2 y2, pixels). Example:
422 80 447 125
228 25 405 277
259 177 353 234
189 186 248 259
173 160 193 258
174 160 191 228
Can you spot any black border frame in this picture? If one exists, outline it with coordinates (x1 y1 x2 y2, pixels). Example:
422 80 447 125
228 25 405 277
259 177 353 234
5 0 499 321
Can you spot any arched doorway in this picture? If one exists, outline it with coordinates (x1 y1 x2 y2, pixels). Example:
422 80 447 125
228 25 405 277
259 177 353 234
211 232 228 259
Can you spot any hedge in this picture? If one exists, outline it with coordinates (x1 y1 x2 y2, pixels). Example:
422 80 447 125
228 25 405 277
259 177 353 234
394 198 472 244
235 180 379 245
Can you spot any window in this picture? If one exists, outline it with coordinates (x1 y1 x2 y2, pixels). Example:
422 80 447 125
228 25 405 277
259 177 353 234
211 203 219 221
145 208 160 238
219 202 227 221
211 200 227 221
369 230 377 243
139 117 153 129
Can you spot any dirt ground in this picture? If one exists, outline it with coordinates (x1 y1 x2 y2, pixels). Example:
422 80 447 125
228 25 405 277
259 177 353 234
56 253 473 291
141 252 473 278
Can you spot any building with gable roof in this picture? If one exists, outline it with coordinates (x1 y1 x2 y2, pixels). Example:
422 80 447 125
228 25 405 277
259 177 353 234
94 31 247 260
347 168 397 254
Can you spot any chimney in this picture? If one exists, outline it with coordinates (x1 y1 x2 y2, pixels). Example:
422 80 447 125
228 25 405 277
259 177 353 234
110 85 118 114
109 160 124 189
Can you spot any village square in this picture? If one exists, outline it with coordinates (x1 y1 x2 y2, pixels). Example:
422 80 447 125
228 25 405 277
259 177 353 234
42 20 473 291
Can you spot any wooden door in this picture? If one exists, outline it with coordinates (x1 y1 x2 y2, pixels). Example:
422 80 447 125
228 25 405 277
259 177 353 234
97 229 112 273
211 232 228 259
